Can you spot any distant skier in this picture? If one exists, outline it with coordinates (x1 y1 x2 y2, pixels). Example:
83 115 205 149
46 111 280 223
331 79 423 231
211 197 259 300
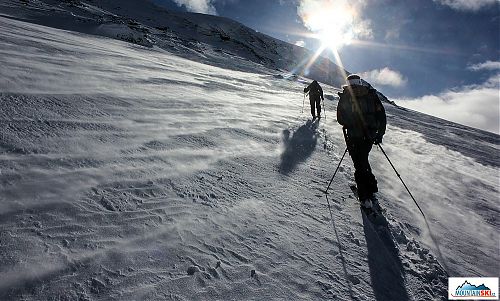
304 80 324 119
337 74 386 210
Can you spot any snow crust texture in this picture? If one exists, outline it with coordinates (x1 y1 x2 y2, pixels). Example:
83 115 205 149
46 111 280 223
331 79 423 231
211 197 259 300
0 1 499 301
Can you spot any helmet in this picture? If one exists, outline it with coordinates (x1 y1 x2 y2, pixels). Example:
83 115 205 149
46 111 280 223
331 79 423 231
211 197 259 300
346 74 370 88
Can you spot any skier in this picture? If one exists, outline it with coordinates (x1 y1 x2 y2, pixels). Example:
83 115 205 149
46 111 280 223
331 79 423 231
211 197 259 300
304 80 324 119
336 74 386 210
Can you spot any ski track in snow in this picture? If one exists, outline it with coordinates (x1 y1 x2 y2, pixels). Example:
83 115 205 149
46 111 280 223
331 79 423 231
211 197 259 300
0 13 498 301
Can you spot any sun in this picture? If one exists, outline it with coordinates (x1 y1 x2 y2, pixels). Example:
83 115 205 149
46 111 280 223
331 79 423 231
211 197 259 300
318 27 354 50
301 1 357 50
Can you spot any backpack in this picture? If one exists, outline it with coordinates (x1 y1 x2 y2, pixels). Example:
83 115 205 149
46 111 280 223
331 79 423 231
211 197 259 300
337 87 382 138
305 81 323 99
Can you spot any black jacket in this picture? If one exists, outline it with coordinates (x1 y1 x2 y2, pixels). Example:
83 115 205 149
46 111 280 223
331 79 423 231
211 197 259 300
337 86 386 140
304 81 324 101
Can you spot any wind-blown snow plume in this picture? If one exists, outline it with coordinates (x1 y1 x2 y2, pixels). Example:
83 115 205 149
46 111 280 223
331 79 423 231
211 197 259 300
433 0 499 11
396 74 500 134
360 67 407 87
172 0 217 15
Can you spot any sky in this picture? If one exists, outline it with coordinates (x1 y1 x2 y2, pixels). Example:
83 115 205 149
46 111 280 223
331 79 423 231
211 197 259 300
153 0 500 134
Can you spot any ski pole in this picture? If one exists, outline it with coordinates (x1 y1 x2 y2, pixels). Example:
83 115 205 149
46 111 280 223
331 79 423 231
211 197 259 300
377 144 450 274
322 98 326 119
377 144 425 219
302 93 305 114
325 147 348 194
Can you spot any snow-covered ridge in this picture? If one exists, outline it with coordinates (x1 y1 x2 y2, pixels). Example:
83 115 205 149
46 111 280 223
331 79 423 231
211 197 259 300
0 0 346 86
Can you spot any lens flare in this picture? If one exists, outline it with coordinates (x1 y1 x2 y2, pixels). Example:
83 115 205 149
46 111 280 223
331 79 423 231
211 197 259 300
298 0 359 50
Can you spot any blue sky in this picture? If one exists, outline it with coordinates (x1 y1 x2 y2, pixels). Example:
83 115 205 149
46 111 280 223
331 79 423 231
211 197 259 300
154 0 499 133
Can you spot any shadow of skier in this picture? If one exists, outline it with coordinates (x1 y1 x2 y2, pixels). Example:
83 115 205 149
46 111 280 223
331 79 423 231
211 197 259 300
324 194 356 300
279 119 318 175
362 212 409 301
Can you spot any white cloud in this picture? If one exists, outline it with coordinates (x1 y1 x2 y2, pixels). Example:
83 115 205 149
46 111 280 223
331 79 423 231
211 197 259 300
295 40 306 47
384 19 411 41
360 67 407 87
396 75 500 134
468 60 500 71
172 0 217 15
433 0 499 11
352 19 373 40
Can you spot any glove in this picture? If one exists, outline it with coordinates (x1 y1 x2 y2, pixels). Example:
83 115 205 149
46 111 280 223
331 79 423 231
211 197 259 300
373 135 383 145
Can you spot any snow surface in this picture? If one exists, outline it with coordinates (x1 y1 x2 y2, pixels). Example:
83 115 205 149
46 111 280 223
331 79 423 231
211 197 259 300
0 2 499 301
0 0 345 87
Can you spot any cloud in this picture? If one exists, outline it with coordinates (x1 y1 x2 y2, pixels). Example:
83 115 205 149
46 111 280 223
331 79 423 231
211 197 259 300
468 60 500 71
396 74 500 134
384 19 412 41
384 28 400 41
295 40 306 47
360 67 407 87
352 19 373 40
172 0 217 15
433 0 498 11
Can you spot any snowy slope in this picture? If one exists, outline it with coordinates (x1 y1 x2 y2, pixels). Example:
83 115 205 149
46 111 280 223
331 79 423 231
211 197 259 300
0 8 499 301
0 0 346 87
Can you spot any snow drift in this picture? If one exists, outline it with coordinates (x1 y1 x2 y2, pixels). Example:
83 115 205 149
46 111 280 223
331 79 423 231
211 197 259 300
0 1 498 300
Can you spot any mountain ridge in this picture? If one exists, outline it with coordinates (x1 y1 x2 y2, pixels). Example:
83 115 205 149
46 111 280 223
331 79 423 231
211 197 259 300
1 0 347 86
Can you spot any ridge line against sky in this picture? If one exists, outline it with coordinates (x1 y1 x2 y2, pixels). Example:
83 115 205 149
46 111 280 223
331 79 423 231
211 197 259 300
155 0 499 135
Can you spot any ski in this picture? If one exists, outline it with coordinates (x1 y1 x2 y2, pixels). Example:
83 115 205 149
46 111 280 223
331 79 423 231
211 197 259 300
349 185 388 226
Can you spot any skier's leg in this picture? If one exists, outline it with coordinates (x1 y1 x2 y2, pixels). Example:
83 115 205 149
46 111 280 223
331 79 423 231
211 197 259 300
352 139 375 201
363 140 378 194
316 98 321 117
348 138 370 201
310 98 315 118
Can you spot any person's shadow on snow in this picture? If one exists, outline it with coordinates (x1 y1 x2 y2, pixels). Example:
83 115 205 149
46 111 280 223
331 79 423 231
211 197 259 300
279 119 318 175
362 213 409 301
